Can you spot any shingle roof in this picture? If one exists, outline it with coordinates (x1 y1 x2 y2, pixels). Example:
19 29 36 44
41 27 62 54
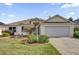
0 22 5 25
27 17 44 21
7 17 44 26
6 15 75 26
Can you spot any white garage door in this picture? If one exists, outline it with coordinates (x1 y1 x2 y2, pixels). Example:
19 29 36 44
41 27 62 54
45 26 70 37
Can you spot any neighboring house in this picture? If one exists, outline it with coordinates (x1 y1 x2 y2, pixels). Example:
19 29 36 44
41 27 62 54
0 15 75 37
0 22 6 35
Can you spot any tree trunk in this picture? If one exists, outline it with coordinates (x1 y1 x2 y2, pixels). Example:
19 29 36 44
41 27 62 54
36 26 39 42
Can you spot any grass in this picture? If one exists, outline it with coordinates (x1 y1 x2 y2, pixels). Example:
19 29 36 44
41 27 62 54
0 37 60 55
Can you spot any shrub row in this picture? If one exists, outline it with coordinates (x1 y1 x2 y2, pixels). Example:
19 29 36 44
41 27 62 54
27 34 37 43
74 31 79 38
74 27 79 38
39 35 49 43
27 34 49 43
74 27 79 31
2 31 11 37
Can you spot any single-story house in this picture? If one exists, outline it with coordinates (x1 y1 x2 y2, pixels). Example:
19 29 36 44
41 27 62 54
0 15 75 37
40 15 74 37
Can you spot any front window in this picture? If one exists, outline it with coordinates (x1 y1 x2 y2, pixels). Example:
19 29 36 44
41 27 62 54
9 27 16 32
22 26 24 32
9 27 12 30
13 27 16 30
13 27 16 32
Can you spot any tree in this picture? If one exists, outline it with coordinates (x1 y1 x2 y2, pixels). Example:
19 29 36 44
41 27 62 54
68 17 73 21
24 26 34 34
33 21 40 41
48 16 51 18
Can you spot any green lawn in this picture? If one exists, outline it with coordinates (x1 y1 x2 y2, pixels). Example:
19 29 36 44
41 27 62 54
0 37 60 55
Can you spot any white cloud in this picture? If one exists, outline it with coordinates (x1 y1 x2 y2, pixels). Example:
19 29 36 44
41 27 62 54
1 13 15 17
26 17 31 19
1 13 6 16
61 4 71 8
4 3 13 6
65 12 75 18
8 14 15 17
61 3 79 8
66 15 71 18
68 12 75 15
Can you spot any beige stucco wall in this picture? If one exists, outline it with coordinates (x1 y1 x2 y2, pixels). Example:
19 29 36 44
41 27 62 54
70 25 74 37
5 25 29 35
0 26 6 31
0 25 6 35
15 26 22 35
0 29 2 35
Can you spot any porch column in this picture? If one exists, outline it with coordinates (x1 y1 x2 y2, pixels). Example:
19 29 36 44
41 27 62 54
40 25 45 35
16 26 22 35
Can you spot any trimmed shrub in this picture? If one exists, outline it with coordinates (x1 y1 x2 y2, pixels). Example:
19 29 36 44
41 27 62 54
3 32 10 37
74 27 79 31
74 31 79 38
27 34 37 43
38 35 49 43
2 31 11 37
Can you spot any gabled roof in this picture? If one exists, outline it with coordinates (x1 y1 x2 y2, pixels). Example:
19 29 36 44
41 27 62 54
0 22 5 26
0 22 5 25
6 15 75 26
27 17 44 21
7 17 44 26
44 15 74 23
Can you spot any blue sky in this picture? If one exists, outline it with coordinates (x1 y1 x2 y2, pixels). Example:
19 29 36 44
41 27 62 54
0 3 79 24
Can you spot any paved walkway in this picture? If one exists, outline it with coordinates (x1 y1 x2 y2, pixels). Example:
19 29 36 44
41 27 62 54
49 37 79 55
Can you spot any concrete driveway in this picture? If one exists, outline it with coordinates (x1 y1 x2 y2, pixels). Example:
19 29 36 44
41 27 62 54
49 37 79 55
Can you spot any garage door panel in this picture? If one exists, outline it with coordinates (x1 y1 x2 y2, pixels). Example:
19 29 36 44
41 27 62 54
45 26 70 37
